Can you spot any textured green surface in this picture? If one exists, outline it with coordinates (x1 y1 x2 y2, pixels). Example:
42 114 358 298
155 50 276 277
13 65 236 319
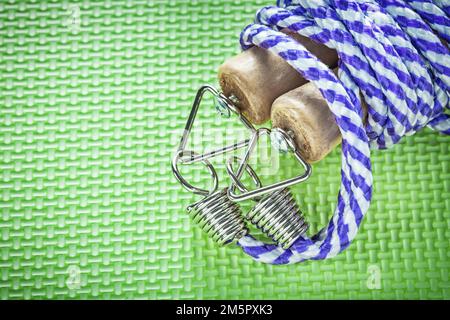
0 0 449 300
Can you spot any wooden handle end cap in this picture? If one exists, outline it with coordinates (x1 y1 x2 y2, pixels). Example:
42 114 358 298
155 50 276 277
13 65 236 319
271 82 342 163
218 46 306 124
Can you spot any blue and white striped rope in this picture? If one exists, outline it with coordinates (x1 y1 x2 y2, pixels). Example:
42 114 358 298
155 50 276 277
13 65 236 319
236 0 449 264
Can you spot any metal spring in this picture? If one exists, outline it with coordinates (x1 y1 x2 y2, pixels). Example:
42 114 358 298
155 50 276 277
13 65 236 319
246 188 308 249
188 188 248 246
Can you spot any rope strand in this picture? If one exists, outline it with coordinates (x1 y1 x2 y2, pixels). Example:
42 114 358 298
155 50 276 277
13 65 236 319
237 0 449 264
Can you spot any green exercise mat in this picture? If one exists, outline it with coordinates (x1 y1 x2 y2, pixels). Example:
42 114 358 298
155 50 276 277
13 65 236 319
0 0 448 299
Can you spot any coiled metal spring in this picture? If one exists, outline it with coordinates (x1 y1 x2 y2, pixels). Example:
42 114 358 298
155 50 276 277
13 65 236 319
246 188 308 249
188 188 248 246
227 128 312 249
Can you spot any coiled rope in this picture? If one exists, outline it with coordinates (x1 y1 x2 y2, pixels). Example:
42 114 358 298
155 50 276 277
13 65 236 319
236 0 450 264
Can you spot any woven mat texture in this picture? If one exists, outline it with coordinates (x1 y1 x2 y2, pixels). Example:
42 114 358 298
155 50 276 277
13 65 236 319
0 0 449 299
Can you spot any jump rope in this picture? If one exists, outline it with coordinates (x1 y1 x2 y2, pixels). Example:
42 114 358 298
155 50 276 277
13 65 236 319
172 0 449 264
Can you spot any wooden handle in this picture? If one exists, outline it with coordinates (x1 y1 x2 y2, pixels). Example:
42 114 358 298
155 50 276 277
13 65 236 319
218 30 338 124
218 31 366 162
271 81 341 163
273 83 368 163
